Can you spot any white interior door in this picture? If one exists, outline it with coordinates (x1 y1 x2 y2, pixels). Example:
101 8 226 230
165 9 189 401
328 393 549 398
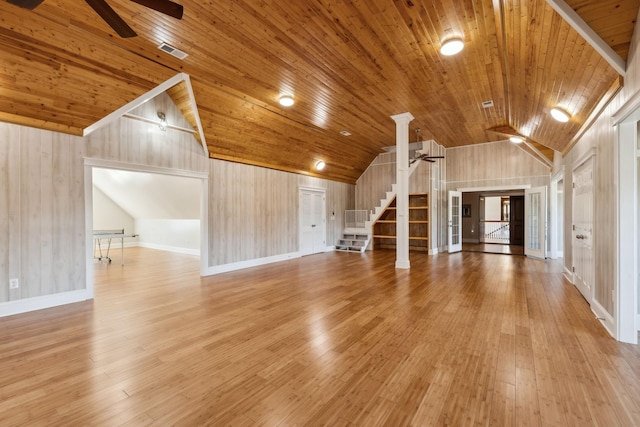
573 158 594 303
448 191 462 253
300 189 326 256
524 186 547 258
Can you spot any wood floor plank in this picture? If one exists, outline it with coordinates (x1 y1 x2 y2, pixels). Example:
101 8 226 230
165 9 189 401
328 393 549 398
1 247 639 426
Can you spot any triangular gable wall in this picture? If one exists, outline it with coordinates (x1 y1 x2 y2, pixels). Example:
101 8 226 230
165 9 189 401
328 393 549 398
83 73 208 156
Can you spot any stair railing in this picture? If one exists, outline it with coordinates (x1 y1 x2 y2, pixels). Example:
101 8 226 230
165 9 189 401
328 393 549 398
480 220 510 243
345 210 368 228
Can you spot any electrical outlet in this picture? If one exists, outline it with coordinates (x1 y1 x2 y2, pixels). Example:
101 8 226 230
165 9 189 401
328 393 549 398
9 278 19 289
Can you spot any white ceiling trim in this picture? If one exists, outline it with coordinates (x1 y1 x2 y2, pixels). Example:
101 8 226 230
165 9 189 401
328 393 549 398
82 73 209 156
546 0 626 76
522 140 554 168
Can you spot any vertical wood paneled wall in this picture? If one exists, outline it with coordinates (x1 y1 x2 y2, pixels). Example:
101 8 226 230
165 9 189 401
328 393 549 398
208 160 354 266
563 115 617 315
0 124 86 303
446 141 550 190
562 7 640 321
1 91 354 305
85 93 208 173
355 151 396 212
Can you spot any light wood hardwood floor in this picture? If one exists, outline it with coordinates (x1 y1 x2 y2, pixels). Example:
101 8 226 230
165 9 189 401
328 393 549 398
1 247 639 426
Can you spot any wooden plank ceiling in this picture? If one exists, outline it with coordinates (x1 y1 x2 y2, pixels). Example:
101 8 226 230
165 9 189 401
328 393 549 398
0 0 638 183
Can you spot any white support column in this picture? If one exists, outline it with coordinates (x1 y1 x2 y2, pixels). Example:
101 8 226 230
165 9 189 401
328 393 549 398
391 112 414 269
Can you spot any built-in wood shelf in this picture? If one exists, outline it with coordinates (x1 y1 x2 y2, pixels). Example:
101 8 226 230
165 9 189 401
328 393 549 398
373 193 429 252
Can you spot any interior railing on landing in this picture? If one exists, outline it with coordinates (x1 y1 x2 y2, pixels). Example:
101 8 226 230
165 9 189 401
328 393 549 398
480 220 510 243
345 210 369 228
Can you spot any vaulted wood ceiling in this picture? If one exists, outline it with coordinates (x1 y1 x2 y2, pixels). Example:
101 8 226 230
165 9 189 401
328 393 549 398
0 0 638 183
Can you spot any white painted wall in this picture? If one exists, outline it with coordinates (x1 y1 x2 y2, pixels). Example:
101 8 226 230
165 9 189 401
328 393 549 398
92 186 135 234
93 167 202 254
136 219 200 255
93 168 201 220
484 197 502 221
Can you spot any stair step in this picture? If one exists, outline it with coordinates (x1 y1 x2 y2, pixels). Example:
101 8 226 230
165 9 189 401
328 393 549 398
340 240 365 246
336 232 370 253
342 233 368 241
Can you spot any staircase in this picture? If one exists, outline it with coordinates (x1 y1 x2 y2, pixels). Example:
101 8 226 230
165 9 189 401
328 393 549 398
337 147 423 252
335 233 370 253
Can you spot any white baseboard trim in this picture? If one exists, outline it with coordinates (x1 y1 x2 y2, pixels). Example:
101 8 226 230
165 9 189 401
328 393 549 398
592 298 615 339
428 248 439 255
325 246 336 252
137 242 200 256
205 251 301 276
563 266 574 283
0 289 91 317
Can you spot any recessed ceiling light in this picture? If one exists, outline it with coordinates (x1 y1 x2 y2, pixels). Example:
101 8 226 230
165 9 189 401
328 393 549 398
509 136 523 143
550 107 570 122
440 37 464 56
279 95 295 107
315 160 326 171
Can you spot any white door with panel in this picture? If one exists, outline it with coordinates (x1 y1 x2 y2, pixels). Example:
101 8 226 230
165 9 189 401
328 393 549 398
572 158 594 303
524 186 547 258
300 189 326 256
448 191 462 253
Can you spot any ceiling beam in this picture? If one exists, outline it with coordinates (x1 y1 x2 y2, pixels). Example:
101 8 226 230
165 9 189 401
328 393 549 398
546 0 626 76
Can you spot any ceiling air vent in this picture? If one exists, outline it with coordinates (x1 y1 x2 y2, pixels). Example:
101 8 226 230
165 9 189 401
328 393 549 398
482 100 494 108
158 42 188 60
340 130 352 136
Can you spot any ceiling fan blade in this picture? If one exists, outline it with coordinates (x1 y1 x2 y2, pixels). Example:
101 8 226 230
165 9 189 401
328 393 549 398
130 0 183 19
85 0 137 38
424 155 445 159
6 0 44 9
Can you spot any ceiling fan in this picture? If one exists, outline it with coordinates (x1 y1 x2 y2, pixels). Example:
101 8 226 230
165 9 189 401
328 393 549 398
410 128 444 164
7 0 184 38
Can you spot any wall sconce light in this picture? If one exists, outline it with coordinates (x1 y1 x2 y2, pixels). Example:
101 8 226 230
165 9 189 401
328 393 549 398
279 95 295 107
550 107 570 123
315 160 326 171
440 37 464 56
157 112 167 131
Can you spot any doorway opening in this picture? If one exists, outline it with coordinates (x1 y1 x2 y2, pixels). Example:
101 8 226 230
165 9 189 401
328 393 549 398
84 159 209 299
460 190 525 255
